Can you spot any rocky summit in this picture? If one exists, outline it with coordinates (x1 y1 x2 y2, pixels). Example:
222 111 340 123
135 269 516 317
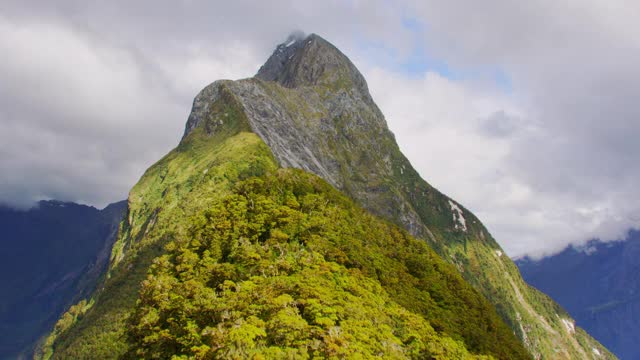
40 33 614 359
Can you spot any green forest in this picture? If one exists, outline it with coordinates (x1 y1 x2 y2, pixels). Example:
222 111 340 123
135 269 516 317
124 169 528 359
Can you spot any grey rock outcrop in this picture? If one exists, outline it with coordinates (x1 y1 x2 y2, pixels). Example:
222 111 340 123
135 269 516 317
183 34 426 239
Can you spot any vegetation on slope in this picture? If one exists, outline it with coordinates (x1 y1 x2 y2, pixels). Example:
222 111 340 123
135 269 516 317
39 32 617 359
40 89 274 358
224 35 617 357
41 83 529 358
124 170 529 359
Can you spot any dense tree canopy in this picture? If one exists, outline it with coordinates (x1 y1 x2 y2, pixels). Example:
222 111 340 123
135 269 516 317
125 170 528 359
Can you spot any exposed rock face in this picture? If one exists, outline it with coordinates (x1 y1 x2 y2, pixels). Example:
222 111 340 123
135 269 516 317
256 33 371 99
184 34 427 240
182 33 615 359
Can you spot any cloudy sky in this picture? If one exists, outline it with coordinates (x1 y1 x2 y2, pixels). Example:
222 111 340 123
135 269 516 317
1 0 639 258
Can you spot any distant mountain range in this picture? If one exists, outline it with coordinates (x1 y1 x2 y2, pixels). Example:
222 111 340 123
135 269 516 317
0 200 126 359
517 230 640 360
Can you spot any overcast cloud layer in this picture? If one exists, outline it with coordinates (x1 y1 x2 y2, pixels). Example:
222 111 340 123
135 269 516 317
1 0 638 258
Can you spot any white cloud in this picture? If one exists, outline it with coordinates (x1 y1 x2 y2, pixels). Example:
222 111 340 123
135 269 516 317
1 1 639 257
365 60 639 257
392 0 640 256
0 9 302 209
0 1 408 209
0 18 186 208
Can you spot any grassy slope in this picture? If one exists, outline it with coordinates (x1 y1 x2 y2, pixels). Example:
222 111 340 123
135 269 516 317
42 86 529 359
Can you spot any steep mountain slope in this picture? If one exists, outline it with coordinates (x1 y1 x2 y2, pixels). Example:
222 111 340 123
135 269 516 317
0 200 125 359
183 34 612 359
42 33 612 359
40 85 528 359
517 230 640 359
123 169 532 359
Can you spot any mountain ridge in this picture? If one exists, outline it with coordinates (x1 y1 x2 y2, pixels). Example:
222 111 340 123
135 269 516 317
42 33 614 359
181 34 614 358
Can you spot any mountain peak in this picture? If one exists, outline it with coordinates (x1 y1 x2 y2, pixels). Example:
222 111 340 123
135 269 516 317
255 32 369 95
49 32 615 360
183 32 377 141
